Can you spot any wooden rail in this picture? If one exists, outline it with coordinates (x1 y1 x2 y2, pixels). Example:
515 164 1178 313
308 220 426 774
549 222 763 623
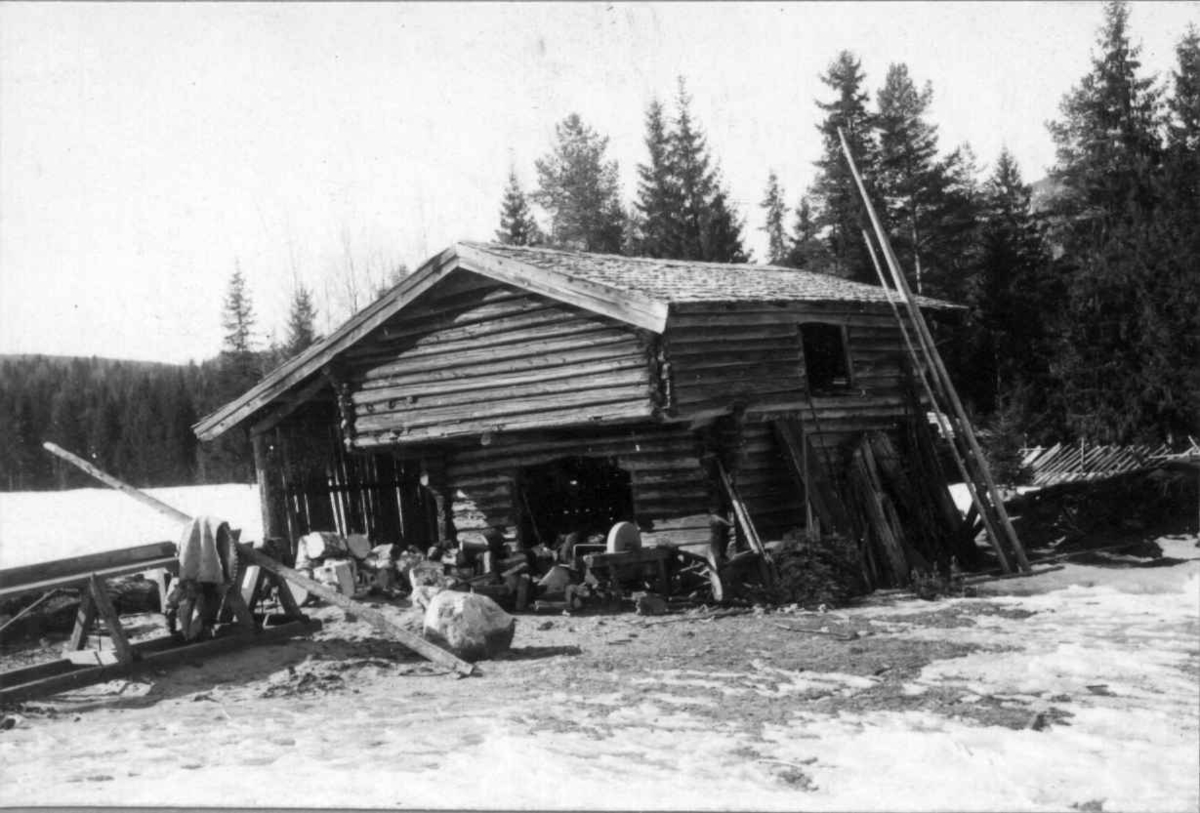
1019 443 1173 486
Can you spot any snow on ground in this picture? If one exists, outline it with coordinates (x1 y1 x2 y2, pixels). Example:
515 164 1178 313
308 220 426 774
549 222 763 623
1 533 1196 809
0 484 262 568
1 483 1197 810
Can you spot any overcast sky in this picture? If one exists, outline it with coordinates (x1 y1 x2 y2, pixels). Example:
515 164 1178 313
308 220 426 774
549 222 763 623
1 1 1195 365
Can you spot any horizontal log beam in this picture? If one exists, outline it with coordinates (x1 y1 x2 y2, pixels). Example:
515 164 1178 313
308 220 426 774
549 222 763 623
356 336 643 389
355 383 655 434
354 360 649 410
0 541 177 591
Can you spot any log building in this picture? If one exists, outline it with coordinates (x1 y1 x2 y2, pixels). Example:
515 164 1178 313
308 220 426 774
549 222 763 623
194 242 960 562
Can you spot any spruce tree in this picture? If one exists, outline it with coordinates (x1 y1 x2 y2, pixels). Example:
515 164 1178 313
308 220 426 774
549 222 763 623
704 188 750 263
533 114 625 253
214 264 259 482
285 283 319 357
1043 0 1197 442
1048 0 1162 219
633 100 682 258
496 168 543 246
811 51 878 282
668 79 748 262
760 171 789 265
875 64 938 292
222 264 256 359
1168 24 1199 152
788 195 831 271
963 149 1055 421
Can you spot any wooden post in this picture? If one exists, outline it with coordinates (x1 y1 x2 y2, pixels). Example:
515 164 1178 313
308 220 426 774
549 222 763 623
840 132 1030 573
862 234 1011 572
88 574 134 665
252 431 288 546
42 443 190 524
66 589 97 652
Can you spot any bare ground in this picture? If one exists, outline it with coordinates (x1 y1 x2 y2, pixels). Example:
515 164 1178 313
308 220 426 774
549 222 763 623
1 537 1197 810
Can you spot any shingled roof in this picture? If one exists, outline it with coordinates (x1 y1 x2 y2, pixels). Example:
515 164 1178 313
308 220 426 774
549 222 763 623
461 242 958 309
195 241 957 440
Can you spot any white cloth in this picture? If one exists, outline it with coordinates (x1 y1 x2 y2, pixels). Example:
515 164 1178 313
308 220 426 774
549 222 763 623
177 515 234 584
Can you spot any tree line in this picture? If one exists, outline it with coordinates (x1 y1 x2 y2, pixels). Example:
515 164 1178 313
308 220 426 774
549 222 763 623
498 1 1198 447
2 2 1193 493
0 269 323 491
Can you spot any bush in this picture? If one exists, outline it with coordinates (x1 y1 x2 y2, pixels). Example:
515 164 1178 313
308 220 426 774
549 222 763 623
767 531 866 609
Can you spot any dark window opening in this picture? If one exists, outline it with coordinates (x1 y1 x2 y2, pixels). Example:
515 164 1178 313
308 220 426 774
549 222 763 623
517 456 634 547
800 322 852 393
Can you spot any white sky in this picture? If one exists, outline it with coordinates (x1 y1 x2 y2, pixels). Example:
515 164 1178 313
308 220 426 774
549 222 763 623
1 1 1195 365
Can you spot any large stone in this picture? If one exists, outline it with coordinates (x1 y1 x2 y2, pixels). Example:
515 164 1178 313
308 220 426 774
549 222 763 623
422 591 516 662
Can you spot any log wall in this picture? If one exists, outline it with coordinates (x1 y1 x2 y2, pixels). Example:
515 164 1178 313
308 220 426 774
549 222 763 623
340 273 659 448
434 424 714 550
665 301 924 455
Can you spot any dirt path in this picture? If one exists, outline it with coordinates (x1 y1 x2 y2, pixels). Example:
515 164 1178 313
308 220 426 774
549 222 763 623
2 537 1197 810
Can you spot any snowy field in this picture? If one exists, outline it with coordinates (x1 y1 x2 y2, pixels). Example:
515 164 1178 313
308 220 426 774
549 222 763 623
0 484 262 569
1 485 1197 810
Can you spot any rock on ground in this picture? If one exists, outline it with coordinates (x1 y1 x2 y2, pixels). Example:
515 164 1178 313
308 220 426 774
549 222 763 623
422 591 515 662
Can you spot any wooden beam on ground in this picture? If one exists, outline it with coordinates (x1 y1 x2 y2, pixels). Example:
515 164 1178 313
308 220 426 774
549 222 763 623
235 543 475 676
0 619 321 706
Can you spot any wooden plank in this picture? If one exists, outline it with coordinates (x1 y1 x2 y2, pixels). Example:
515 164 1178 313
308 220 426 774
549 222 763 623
356 329 638 383
842 133 1028 573
66 588 97 652
355 366 650 414
849 447 909 585
250 375 330 436
0 620 321 705
354 357 648 406
355 386 655 436
0 556 180 602
715 460 774 584
87 573 134 665
773 420 852 534
0 541 177 590
346 308 591 358
456 242 668 332
44 443 191 524
234 543 475 676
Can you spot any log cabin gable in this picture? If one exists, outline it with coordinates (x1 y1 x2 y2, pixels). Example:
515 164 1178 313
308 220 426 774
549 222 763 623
344 270 661 449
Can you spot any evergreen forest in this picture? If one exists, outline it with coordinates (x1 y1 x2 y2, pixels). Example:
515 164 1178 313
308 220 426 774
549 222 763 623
2 1 1195 492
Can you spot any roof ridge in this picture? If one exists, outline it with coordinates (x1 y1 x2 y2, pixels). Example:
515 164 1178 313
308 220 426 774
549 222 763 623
461 240 839 277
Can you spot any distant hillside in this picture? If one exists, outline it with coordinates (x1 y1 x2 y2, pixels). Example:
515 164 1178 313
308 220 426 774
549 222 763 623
0 353 266 492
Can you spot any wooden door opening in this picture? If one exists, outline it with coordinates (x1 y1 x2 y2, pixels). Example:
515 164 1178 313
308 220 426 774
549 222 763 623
516 456 633 547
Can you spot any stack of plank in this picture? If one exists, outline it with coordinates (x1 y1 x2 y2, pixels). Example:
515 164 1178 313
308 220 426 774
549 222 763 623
845 430 972 588
1020 442 1174 486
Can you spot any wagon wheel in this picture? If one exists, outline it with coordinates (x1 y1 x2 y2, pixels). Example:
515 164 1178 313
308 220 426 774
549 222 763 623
674 550 725 604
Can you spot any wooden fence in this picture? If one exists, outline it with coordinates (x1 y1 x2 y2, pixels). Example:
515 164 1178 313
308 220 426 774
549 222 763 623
1019 442 1175 486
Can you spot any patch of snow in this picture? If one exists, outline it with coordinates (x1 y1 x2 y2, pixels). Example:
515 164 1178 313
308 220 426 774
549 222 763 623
0 484 262 568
